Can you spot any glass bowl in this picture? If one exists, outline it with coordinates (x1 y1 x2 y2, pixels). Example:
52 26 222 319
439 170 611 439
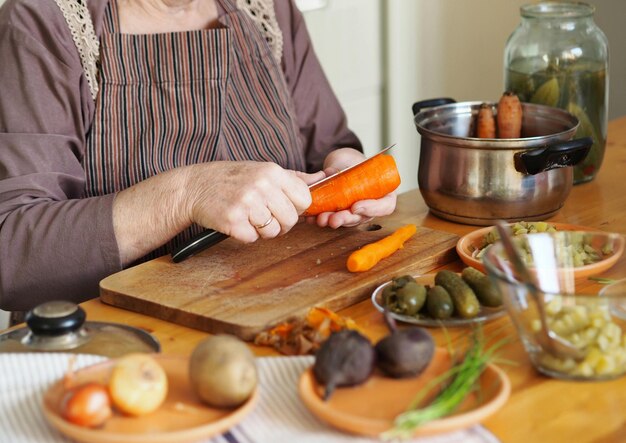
482 230 626 381
600 278 626 321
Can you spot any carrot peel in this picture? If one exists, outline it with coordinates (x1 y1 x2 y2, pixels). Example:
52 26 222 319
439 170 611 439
346 224 417 272
303 153 400 216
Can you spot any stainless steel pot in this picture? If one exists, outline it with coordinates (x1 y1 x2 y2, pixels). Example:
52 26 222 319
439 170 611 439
412 99 592 225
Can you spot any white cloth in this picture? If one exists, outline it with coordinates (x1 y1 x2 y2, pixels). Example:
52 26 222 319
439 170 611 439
0 353 500 443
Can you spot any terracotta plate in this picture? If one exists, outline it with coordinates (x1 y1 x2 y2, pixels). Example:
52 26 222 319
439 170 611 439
298 348 510 438
456 222 623 278
41 355 258 443
371 273 506 327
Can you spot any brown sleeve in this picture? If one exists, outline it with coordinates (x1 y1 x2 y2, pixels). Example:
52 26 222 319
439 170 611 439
0 1 121 311
274 0 362 172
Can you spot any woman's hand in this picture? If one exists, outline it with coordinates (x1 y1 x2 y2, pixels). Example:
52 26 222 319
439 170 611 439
305 148 397 228
187 161 325 243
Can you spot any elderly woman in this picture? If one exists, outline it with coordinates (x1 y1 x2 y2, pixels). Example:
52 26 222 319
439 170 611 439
0 0 396 311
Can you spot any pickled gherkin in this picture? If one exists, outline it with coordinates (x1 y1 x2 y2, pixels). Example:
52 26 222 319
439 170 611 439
382 285 397 308
506 57 607 183
461 267 502 307
530 77 559 107
381 268 505 321
434 270 480 319
384 275 427 317
392 275 415 289
395 282 427 316
426 285 454 319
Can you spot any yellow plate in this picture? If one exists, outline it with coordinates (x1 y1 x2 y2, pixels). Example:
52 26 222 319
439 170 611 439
298 348 510 438
41 355 258 443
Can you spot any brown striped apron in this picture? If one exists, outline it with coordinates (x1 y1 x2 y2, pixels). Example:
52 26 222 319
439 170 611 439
84 0 306 260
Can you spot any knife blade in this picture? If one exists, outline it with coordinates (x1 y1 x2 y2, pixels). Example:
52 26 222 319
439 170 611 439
170 144 396 263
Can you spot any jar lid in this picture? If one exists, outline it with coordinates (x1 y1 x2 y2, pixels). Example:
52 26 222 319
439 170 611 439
0 301 160 357
521 2 595 19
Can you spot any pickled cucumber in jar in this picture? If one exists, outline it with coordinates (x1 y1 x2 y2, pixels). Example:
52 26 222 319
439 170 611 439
504 2 608 184
506 58 607 183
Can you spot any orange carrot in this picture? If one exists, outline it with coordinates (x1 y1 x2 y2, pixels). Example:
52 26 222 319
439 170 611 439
346 224 417 272
476 103 496 138
496 91 523 138
303 153 400 216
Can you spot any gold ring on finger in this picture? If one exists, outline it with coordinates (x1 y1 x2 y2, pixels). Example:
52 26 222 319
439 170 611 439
254 215 274 230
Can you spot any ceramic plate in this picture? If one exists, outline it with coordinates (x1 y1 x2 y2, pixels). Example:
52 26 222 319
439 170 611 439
371 273 506 327
41 355 258 443
298 348 510 438
456 222 624 278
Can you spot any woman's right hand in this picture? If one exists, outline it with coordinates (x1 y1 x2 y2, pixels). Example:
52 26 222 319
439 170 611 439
186 161 323 243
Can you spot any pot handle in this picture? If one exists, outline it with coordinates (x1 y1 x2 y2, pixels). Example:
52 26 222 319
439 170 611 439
412 98 456 116
515 137 593 175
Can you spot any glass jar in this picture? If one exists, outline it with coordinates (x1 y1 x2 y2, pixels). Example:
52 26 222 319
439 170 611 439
504 2 609 184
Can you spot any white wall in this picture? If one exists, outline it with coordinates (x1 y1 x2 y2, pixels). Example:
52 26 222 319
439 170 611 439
593 0 626 119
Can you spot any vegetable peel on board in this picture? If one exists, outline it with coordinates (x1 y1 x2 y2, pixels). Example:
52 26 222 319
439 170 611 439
303 153 400 216
347 224 418 272
253 307 361 355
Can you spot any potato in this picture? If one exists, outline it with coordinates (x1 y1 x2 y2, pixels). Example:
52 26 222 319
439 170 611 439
108 353 168 416
189 335 257 408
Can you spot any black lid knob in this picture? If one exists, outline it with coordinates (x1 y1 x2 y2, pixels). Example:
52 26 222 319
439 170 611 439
25 301 86 336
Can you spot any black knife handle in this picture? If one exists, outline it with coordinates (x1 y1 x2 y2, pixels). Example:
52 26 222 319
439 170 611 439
171 229 229 263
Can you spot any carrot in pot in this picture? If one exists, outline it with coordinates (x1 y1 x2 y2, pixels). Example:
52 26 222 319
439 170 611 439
496 91 523 138
303 153 400 216
346 224 417 272
476 103 496 138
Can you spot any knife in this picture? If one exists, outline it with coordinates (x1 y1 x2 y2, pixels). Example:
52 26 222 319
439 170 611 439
170 145 395 263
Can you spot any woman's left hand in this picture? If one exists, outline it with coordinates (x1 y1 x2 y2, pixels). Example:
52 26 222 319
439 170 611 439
300 148 397 228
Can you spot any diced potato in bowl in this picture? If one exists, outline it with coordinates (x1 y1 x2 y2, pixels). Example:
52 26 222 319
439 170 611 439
482 230 626 380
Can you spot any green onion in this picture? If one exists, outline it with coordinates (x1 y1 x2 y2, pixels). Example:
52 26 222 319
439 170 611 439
589 276 618 285
382 330 504 440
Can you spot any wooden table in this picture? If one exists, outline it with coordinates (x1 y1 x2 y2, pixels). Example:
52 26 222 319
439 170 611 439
70 116 626 441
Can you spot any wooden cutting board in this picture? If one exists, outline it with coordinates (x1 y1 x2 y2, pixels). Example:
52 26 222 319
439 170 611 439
100 219 459 341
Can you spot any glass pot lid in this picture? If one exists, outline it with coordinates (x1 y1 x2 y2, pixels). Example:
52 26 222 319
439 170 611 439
0 301 160 358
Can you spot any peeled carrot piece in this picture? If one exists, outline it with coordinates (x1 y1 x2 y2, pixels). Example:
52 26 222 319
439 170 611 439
497 91 523 138
303 153 400 216
347 224 417 272
476 103 496 138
